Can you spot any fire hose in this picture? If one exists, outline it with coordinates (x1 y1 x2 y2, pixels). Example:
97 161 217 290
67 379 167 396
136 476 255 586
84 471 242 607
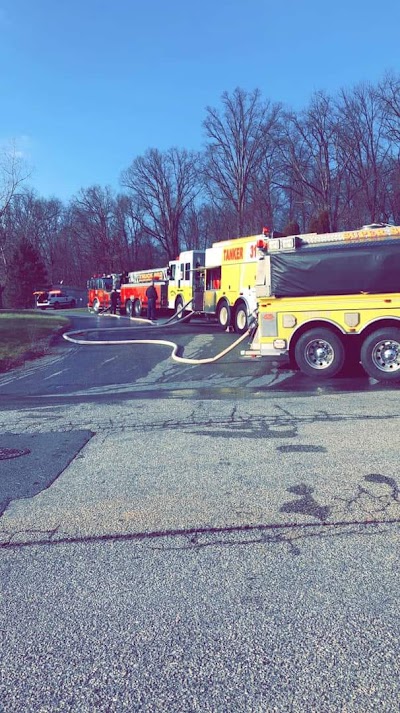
63 301 258 365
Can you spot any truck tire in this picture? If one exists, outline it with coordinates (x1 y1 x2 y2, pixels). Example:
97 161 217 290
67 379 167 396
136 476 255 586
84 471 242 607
70 299 76 308
93 298 100 313
53 302 59 310
125 300 133 318
294 328 345 378
360 328 400 381
133 299 142 317
234 302 248 334
217 300 231 330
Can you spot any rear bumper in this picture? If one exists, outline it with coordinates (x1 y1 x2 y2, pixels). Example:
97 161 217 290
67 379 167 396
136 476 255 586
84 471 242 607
241 343 287 358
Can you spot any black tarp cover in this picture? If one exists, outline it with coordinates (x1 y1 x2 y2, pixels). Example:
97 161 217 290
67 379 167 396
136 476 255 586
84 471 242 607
270 239 400 297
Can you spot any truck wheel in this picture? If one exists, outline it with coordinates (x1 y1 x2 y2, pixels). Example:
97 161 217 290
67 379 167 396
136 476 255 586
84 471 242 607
294 328 345 378
133 299 142 317
53 302 59 310
93 298 100 313
217 300 231 330
70 299 76 308
234 303 248 334
125 300 133 318
360 328 400 381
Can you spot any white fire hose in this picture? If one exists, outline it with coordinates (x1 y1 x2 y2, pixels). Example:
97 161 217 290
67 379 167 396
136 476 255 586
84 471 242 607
63 302 257 365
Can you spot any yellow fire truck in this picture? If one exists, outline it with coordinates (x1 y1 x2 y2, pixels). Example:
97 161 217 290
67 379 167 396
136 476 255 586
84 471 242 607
167 235 261 332
242 223 400 381
165 249 206 318
202 233 260 332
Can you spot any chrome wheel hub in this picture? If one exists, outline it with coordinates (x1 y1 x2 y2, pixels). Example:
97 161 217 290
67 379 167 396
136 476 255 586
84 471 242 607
305 339 334 369
373 340 400 372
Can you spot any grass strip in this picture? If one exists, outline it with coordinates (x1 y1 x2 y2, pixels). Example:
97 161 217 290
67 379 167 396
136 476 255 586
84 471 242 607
0 312 70 372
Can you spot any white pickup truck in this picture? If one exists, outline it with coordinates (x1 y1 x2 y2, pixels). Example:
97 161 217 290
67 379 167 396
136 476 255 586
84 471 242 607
36 290 76 310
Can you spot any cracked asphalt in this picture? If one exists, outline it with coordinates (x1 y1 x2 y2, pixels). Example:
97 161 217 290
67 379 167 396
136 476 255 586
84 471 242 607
0 313 400 711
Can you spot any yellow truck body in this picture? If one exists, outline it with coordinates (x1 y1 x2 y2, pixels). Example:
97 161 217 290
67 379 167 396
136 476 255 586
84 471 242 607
242 224 400 380
167 236 261 332
203 234 259 332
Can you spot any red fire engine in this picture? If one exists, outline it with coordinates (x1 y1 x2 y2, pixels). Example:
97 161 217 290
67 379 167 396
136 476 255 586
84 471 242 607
120 267 170 317
87 273 121 312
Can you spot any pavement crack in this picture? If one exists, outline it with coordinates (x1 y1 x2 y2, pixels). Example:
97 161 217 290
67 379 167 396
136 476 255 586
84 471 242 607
333 473 400 517
1 518 399 551
5 410 400 435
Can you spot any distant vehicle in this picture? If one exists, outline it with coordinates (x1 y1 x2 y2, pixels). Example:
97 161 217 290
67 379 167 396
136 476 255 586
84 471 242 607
35 290 76 310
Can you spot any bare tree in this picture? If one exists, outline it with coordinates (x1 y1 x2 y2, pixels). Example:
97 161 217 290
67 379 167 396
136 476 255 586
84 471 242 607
121 147 201 260
113 194 161 270
377 72 400 224
3 190 64 282
36 198 65 283
179 202 215 251
202 87 281 237
249 124 286 234
378 72 400 145
0 140 31 283
189 202 238 247
52 221 88 286
275 92 346 232
337 82 394 225
69 185 116 274
0 140 31 218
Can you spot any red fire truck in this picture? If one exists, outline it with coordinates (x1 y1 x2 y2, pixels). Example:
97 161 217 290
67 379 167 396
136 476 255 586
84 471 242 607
120 267 170 317
87 273 121 312
87 252 205 318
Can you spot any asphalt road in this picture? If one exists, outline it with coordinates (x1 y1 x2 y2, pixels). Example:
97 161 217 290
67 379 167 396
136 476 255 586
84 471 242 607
0 310 399 712
0 309 394 405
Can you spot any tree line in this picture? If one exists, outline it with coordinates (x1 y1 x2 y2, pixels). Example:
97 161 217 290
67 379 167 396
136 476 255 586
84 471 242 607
0 72 399 308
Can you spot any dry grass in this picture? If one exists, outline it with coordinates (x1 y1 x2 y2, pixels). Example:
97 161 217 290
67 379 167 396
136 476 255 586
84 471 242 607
0 312 70 372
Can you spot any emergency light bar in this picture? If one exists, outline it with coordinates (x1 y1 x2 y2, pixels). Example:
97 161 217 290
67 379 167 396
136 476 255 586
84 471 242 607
267 236 300 252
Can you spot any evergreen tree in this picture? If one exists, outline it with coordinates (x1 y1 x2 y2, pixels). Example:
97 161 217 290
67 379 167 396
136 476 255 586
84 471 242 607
7 239 48 308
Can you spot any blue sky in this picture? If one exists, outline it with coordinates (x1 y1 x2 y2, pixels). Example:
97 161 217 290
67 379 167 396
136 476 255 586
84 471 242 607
1 0 399 203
